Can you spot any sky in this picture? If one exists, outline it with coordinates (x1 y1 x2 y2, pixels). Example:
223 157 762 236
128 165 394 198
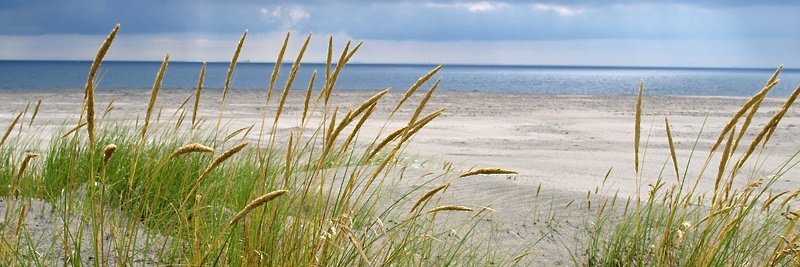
0 0 798 68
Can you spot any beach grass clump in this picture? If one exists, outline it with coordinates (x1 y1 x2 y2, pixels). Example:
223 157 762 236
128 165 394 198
582 68 800 266
0 25 504 266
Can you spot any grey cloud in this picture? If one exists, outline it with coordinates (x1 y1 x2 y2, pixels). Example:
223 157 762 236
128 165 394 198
0 0 797 43
0 1 281 34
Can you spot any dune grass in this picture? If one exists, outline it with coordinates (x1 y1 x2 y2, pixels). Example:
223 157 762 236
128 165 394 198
583 67 800 266
0 26 504 266
1 24 800 266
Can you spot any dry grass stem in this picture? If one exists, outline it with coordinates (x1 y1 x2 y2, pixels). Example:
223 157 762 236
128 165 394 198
101 98 115 120
713 127 736 206
710 66 782 154
228 190 288 226
780 189 800 207
16 102 29 134
393 64 444 113
665 117 680 181
324 106 339 150
199 142 248 179
762 191 790 210
29 98 41 127
352 89 389 121
763 85 800 146
697 206 733 225
402 108 445 142
428 205 474 213
10 152 39 197
344 41 363 63
342 227 373 267
267 32 290 104
183 142 250 207
325 36 332 82
222 125 253 144
171 91 194 120
408 79 440 125
256 32 289 151
61 122 87 139
459 168 518 178
274 33 312 126
328 89 389 150
338 102 376 154
634 82 643 174
734 85 800 171
15 152 39 182
169 143 215 159
410 182 450 212
302 71 317 124
0 112 23 147
85 24 120 146
323 41 351 104
732 80 780 153
174 110 187 132
191 63 206 126
222 31 247 103
213 31 247 144
366 126 407 160
366 108 444 161
141 53 170 140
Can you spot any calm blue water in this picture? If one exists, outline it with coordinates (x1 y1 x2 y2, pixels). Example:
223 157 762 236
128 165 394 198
1 60 799 96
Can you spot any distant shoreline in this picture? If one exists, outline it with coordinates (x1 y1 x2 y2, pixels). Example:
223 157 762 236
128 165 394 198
1 59 797 72
2 61 799 96
0 87 774 100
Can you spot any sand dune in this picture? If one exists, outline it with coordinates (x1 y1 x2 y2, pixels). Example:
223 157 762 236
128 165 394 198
2 88 799 264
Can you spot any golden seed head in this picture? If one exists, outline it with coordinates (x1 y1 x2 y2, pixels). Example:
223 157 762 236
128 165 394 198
427 205 474 213
1 112 23 147
103 144 117 164
410 182 450 212
393 64 444 113
170 143 214 159
199 142 248 179
366 125 408 161
459 168 518 178
25 152 39 160
228 189 289 226
15 152 40 181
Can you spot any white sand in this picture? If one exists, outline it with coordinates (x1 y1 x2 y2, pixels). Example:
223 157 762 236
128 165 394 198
2 88 799 264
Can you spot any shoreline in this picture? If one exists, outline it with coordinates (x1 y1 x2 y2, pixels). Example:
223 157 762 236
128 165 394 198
0 87 791 99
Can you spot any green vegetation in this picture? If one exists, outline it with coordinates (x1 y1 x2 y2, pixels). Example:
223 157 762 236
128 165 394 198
0 25 500 266
585 72 800 266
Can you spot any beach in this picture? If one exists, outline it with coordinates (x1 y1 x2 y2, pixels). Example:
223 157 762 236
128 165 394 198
4 88 799 194
2 88 800 264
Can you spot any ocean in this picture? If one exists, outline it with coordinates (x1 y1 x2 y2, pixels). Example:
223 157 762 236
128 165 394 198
1 60 799 96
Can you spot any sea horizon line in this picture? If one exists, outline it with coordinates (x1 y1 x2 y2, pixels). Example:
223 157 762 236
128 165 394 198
0 59 795 72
